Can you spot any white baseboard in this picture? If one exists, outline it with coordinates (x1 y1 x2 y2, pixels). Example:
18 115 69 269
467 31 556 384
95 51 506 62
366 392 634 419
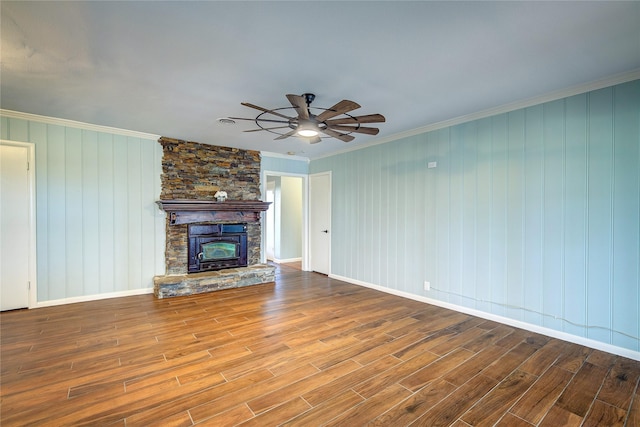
35 288 154 308
270 257 302 264
330 273 640 362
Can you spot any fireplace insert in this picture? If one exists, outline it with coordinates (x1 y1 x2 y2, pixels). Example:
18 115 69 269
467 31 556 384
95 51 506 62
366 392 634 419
188 223 248 273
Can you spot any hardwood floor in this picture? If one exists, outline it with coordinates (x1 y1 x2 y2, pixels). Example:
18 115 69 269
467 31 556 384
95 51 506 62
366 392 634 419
2 264 639 426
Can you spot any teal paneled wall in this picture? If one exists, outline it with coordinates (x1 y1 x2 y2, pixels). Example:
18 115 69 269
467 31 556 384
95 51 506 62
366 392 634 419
261 154 309 176
310 80 640 352
1 116 165 302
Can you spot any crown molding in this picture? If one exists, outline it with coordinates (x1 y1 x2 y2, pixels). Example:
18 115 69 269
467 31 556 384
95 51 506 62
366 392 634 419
261 150 310 163
0 109 161 140
312 69 640 161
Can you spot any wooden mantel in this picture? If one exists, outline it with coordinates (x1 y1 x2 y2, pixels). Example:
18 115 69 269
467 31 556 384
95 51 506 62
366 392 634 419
156 199 271 225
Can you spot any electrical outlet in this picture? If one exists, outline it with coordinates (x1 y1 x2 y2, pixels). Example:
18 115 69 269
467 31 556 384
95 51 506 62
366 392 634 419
427 161 437 168
424 281 430 291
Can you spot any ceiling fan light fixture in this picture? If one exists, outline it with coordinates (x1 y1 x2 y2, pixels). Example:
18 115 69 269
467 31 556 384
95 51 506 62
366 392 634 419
297 129 319 137
296 121 319 137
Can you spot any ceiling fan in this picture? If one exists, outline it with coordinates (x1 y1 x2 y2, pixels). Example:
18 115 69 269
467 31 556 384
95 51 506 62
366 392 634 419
227 93 385 144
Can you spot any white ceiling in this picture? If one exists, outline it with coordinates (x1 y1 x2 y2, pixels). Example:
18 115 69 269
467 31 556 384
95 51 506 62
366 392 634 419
2 1 639 159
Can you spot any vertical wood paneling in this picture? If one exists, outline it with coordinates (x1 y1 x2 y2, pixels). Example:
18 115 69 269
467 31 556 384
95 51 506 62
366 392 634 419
424 131 438 297
141 138 159 288
395 142 404 292
587 88 614 343
414 135 427 293
397 140 413 293
113 135 129 292
506 111 525 320
448 126 463 303
8 118 29 141
390 144 401 289
387 146 401 290
343 152 356 279
371 145 383 286
461 122 477 307
612 83 640 348
98 133 116 293
1 114 174 303
332 156 342 275
46 124 67 300
81 130 100 297
490 114 508 316
563 94 588 337
365 149 376 283
410 138 422 294
154 142 165 276
64 128 83 297
358 151 367 281
29 121 49 302
356 151 364 280
309 80 640 353
127 138 143 291
523 105 544 325
475 118 493 312
542 100 564 330
330 156 343 275
339 155 349 276
378 146 391 288
435 128 451 301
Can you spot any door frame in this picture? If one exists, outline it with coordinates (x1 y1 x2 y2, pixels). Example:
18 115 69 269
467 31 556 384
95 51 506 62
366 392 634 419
309 171 331 275
260 170 309 271
1 140 37 308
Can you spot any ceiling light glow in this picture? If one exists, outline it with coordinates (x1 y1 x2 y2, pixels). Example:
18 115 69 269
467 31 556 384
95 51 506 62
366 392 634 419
297 121 319 137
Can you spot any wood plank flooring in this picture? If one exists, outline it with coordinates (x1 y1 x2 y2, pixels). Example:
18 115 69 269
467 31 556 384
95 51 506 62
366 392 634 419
2 264 639 426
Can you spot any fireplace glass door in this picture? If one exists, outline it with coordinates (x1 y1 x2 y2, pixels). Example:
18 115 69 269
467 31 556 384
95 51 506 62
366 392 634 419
188 223 248 273
200 239 239 262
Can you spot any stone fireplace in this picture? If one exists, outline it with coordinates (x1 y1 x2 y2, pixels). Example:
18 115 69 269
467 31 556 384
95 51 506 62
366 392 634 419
153 137 275 298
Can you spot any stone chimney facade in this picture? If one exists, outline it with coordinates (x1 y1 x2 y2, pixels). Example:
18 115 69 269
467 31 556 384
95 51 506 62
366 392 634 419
158 137 262 274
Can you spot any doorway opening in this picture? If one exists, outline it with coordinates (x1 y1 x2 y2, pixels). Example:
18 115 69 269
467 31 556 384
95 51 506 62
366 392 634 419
261 171 308 271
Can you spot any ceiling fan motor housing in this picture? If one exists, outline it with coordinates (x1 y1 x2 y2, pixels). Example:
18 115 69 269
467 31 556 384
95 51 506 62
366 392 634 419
303 93 316 106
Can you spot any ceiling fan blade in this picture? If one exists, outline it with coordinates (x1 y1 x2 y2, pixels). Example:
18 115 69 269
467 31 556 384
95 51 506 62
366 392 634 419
325 114 386 125
320 128 355 143
315 100 361 122
241 102 294 120
244 126 291 133
309 136 322 144
286 94 309 119
274 129 298 140
327 124 380 135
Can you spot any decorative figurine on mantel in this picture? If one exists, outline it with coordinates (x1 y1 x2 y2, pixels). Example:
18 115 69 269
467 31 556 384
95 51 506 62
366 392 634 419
214 191 227 202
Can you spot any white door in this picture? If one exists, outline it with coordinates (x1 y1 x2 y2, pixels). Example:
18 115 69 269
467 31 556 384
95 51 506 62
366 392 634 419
309 172 330 275
265 182 275 261
1 143 31 310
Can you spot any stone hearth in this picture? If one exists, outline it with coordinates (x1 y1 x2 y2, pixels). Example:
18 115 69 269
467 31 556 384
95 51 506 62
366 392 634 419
154 265 275 298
